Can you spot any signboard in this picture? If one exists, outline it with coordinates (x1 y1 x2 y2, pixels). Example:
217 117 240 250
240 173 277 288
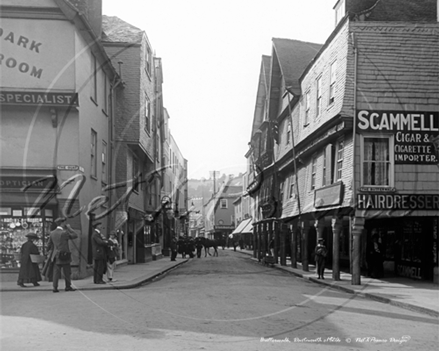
357 193 438 210
0 91 78 107
0 176 53 191
57 165 79 171
356 110 438 164
314 181 343 208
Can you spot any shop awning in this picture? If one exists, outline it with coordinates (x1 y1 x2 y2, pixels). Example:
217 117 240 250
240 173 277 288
241 219 254 234
231 218 252 235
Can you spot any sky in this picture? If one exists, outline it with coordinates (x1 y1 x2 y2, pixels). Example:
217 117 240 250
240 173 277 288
103 0 336 180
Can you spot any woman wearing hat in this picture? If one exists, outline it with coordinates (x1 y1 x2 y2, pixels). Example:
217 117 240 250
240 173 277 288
17 232 42 287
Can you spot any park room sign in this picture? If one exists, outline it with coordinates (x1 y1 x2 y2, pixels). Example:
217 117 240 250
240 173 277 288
356 110 438 164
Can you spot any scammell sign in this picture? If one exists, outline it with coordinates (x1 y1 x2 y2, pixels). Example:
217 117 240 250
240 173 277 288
356 110 438 164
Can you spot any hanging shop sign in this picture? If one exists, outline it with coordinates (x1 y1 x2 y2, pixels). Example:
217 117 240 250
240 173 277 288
356 110 438 164
357 193 438 210
0 90 78 107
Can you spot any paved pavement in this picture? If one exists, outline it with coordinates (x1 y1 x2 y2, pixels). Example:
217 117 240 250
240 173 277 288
1 249 438 318
1 257 188 292
232 248 439 318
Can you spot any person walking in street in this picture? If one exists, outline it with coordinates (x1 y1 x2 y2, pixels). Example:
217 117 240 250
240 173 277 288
170 236 178 261
48 217 79 293
92 223 110 284
315 238 327 279
17 232 42 287
195 237 204 258
106 231 119 282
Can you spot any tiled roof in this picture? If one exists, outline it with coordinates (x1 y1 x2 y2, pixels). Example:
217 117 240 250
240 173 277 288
348 0 437 22
101 15 143 43
272 38 322 95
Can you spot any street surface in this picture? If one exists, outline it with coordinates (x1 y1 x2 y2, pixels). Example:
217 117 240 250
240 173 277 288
1 250 438 350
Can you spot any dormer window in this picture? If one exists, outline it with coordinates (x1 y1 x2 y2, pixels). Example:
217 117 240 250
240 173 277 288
334 0 346 27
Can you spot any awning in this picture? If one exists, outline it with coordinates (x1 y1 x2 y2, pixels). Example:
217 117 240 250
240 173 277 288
241 219 254 234
230 218 252 235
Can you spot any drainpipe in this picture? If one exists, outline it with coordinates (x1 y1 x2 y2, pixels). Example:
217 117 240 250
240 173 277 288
351 32 362 285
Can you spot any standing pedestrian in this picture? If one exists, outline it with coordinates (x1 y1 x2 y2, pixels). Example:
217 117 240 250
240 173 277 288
92 223 109 284
195 237 204 258
315 238 327 279
170 236 178 261
48 217 79 293
106 231 119 282
17 232 42 287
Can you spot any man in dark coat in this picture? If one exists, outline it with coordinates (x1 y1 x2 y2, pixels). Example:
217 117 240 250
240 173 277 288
170 236 178 261
315 238 328 279
195 237 204 258
92 223 109 284
48 217 79 292
17 232 42 287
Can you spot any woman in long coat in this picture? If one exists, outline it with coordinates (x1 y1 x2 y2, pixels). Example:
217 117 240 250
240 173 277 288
17 232 42 287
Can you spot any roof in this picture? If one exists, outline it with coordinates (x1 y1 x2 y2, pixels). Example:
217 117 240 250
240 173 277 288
348 0 437 22
101 15 144 43
272 38 322 96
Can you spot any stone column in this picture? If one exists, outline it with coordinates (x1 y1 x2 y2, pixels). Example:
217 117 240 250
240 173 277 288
332 216 343 281
302 220 310 271
351 216 365 285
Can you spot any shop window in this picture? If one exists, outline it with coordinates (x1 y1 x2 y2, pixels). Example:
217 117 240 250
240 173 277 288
361 136 394 187
0 208 54 269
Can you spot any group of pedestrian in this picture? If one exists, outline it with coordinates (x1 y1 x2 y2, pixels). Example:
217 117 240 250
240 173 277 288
177 235 195 259
17 217 120 292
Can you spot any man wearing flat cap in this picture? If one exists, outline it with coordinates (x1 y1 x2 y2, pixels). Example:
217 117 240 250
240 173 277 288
17 232 42 287
48 217 79 292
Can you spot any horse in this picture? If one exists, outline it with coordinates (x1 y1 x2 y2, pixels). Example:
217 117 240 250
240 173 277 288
200 238 218 257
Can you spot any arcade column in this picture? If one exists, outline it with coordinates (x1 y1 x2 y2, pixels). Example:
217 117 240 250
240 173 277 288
332 217 343 281
351 216 365 285
301 220 310 272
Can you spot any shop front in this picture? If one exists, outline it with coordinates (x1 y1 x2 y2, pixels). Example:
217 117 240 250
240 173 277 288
0 171 58 281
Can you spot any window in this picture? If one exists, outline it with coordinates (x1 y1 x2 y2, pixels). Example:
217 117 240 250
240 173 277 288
289 175 295 198
334 0 346 27
362 136 393 186
91 54 98 102
102 140 107 184
279 181 285 203
220 199 228 209
145 44 152 76
145 96 151 133
322 150 327 186
316 76 322 118
304 91 310 125
286 122 291 144
90 129 97 178
311 155 317 190
329 61 337 104
336 139 344 181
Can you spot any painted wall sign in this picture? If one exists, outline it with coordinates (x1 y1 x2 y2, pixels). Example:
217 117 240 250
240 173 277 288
356 110 439 164
0 91 78 107
314 181 343 208
0 176 51 190
357 193 438 210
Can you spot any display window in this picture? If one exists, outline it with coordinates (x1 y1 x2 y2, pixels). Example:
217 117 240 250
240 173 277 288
0 206 55 269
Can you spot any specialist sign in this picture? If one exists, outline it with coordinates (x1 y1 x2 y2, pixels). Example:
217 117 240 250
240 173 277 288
0 91 78 106
356 110 438 164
